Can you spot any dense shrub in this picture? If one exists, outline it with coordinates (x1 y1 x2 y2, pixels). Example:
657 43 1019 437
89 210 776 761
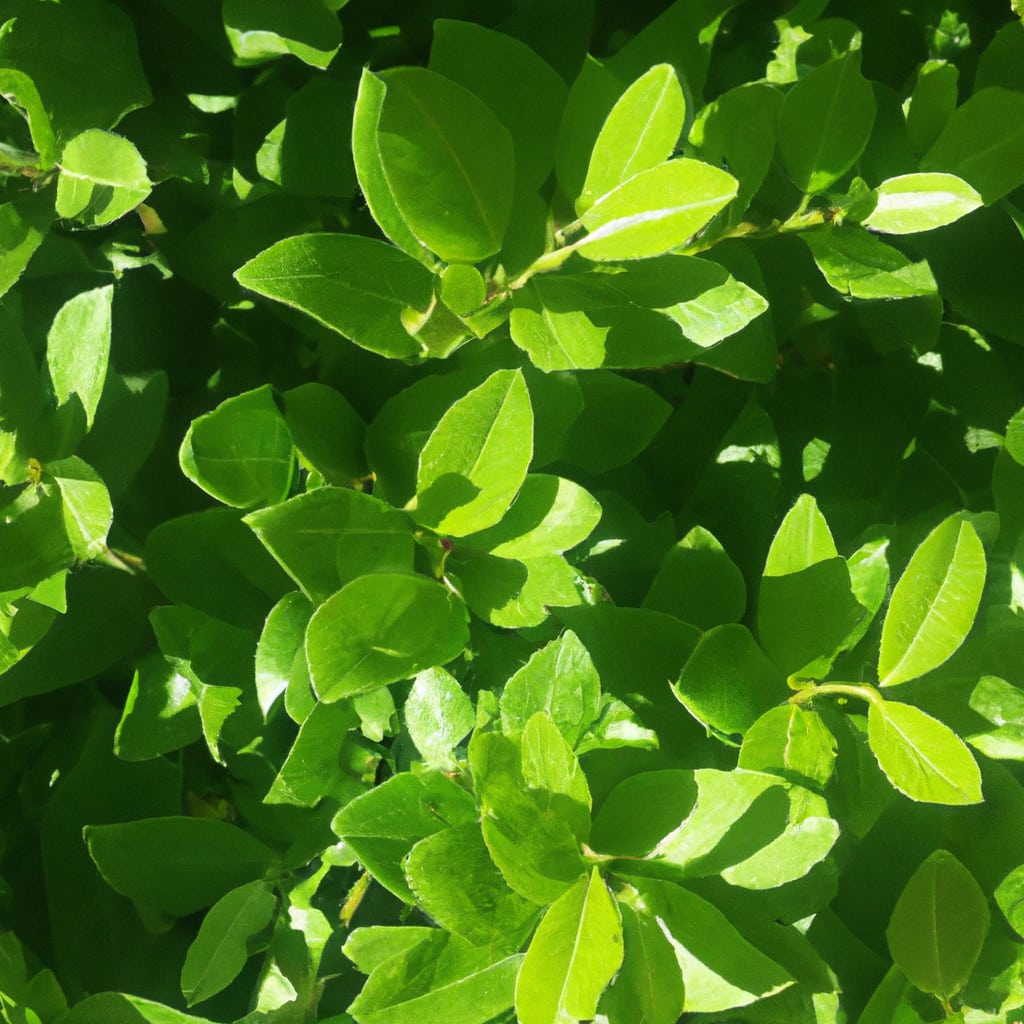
3 1 1024 1022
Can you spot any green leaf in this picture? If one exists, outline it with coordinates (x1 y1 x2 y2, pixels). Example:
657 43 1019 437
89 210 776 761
47 457 113 560
64 993 219 1024
245 487 415 604
438 264 487 317
514 868 624 1024
281 383 366 486
575 159 738 262
0 483 74 592
520 712 592 842
45 284 113 431
965 675 1024 760
83 817 278 917
500 630 602 748
460 474 601 560
764 494 837 576
598 894 685 1024
589 771 698 858
0 197 50 297
222 0 342 68
0 66 56 167
428 19 568 190
114 653 201 762
922 87 1024 204
802 226 938 299
377 67 515 263
886 850 989 999
351 69 436 266
878 516 986 687
867 700 983 804
738 706 838 789
404 821 539 949
862 173 982 234
331 771 477 901
1006 406 1024 467
179 386 294 510
235 234 434 360
778 51 877 193
578 64 685 213
905 60 959 155
413 368 533 536
404 667 475 770
631 877 793 1013
180 881 277 1006
305 573 468 701
995 864 1024 939
643 526 746 629
55 130 151 227
673 624 786 737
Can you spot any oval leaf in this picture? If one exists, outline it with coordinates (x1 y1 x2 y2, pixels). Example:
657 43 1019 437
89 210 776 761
305 573 469 701
578 63 686 214
377 67 515 262
235 234 434 360
863 172 982 234
576 159 738 262
413 368 533 536
515 868 624 1024
878 516 986 687
886 850 989 999
867 700 983 805
56 129 151 227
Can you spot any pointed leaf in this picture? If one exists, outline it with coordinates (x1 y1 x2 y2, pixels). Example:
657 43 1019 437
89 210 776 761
515 868 624 1024
180 881 277 1006
739 706 838 788
223 0 342 69
867 700 983 805
878 516 986 687
578 64 685 213
413 369 533 536
863 173 982 234
576 159 738 262
886 850 989 999
764 494 837 576
235 234 434 360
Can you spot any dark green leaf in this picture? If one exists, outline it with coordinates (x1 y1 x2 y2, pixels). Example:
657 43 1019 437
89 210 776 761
281 383 366 485
223 0 342 69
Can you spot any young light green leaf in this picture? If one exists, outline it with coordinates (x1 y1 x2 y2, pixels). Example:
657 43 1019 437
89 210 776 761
64 993 219 1024
500 630 602 747
83 817 278 917
404 821 539 949
643 526 746 629
255 592 312 717
179 386 294 509
180 881 277 1006
576 159 738 262
995 864 1024 939
45 284 112 431
878 516 986 687
0 197 50 298
460 474 601 560
404 667 475 770
377 67 515 263
439 264 487 316
778 51 876 193
47 457 113 561
738 705 838 788
235 234 434 360
0 483 75 592
862 172 982 234
867 700 983 804
245 487 415 603
578 64 685 213
222 0 342 69
966 675 1024 760
413 368 533 536
514 868 624 1024
764 494 837 576
56 130 151 227
305 573 469 701
922 87 1024 203
886 850 989 1000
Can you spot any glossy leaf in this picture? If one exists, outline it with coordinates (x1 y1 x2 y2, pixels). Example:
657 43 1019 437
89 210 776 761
995 864 1024 939
578 64 685 213
47 457 113 561
764 494 837 576
305 573 469 701
235 234 434 360
867 700 983 804
413 369 533 536
180 881 277 1006
377 67 515 262
878 516 986 687
0 483 74 592
83 817 278 917
886 850 989 999
576 159 738 262
254 592 312 717
404 667 475 770
55 130 151 227
863 173 982 234
738 706 838 789
179 386 294 509
778 52 876 193
245 487 415 603
514 868 624 1024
